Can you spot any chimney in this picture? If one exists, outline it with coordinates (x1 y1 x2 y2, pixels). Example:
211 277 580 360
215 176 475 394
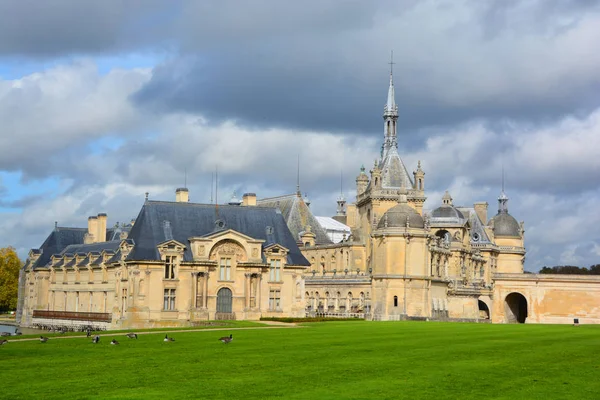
176 187 189 202
242 193 257 206
474 202 488 224
86 216 98 244
96 213 107 242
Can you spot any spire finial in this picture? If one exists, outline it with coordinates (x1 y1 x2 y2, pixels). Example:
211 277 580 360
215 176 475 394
388 50 395 79
296 154 301 197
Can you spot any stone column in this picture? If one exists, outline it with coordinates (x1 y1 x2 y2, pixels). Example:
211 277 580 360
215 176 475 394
203 271 208 310
257 274 262 311
244 273 251 309
190 272 197 310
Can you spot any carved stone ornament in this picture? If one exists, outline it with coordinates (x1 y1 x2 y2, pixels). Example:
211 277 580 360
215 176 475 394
198 245 206 256
251 248 259 258
209 240 246 262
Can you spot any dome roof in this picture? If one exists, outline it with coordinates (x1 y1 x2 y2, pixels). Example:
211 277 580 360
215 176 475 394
430 205 465 224
378 204 424 229
490 212 521 237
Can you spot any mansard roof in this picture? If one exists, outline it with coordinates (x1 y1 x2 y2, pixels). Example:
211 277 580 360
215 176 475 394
257 194 332 246
126 200 310 266
29 227 88 270
60 241 122 256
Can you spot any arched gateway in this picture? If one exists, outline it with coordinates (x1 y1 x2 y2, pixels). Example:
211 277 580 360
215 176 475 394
505 292 528 323
216 287 233 315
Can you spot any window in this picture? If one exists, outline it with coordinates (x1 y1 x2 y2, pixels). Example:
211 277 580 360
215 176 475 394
163 289 176 310
269 288 281 311
393 295 398 307
269 259 281 281
164 255 176 279
219 257 231 280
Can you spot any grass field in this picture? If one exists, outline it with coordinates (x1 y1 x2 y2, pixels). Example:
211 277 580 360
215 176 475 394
1 321 599 400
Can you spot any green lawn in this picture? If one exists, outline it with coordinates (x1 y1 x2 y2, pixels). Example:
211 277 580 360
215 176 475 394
1 321 599 400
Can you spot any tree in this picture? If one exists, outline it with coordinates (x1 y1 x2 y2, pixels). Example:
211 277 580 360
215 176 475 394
0 247 22 311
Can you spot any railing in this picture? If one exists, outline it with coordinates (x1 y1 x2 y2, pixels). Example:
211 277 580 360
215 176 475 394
214 312 236 320
32 310 112 323
307 312 367 319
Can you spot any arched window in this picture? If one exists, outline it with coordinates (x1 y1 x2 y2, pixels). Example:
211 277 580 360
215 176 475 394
393 296 398 307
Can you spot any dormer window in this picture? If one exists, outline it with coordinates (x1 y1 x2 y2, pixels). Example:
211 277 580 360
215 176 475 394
164 255 176 280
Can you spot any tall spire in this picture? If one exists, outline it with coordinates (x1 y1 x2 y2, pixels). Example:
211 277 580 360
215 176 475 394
498 168 509 214
386 50 396 111
383 50 398 155
296 154 301 197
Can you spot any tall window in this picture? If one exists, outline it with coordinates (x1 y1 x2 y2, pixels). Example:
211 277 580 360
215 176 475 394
269 259 281 281
269 289 281 311
163 289 176 310
393 295 398 307
219 258 231 280
164 256 176 279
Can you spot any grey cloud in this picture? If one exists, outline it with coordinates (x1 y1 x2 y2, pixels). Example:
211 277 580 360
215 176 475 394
132 1 600 139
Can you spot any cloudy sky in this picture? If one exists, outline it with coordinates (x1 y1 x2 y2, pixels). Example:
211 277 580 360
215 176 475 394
1 0 600 271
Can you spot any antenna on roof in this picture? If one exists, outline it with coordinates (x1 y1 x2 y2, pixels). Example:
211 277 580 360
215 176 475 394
145 192 149 202
184 167 187 189
210 172 214 204
340 169 343 196
502 163 505 193
215 165 219 216
296 154 301 197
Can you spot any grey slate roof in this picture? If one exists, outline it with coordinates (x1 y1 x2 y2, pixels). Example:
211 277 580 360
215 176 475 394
490 212 521 238
457 207 491 244
257 194 332 245
378 204 425 229
30 227 88 270
126 201 310 266
430 205 466 226
60 241 121 256
379 146 414 190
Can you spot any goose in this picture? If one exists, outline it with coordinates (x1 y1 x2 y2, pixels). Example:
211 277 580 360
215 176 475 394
126 333 138 339
86 329 92 338
164 334 175 342
0 332 10 337
92 335 100 344
219 334 233 344
40 336 49 343
110 339 119 345
0 339 7 345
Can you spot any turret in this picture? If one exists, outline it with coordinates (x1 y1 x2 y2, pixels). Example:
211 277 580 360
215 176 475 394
413 161 425 192
356 165 369 195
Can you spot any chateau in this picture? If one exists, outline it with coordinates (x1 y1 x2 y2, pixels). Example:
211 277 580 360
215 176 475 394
17 70 600 329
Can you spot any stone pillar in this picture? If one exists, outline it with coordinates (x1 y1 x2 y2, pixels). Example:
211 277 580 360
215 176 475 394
203 272 209 310
257 274 262 311
244 273 251 309
190 272 197 309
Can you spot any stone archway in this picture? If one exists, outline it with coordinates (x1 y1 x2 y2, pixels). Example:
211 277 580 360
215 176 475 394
478 300 490 319
505 292 528 323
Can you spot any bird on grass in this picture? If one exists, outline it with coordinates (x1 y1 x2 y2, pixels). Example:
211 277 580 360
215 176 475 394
86 329 92 338
126 333 138 339
40 336 49 343
92 335 100 344
111 339 119 345
164 334 175 342
0 339 7 345
0 332 10 337
219 334 233 344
